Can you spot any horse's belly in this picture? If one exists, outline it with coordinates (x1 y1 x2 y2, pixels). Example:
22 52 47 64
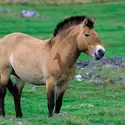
20 73 45 85
16 69 46 85
19 71 46 84
10 53 45 85
10 55 46 85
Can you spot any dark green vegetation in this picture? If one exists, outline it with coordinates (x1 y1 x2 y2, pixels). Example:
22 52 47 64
0 1 125 125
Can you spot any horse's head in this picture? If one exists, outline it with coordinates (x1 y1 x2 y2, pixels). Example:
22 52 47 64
77 18 105 60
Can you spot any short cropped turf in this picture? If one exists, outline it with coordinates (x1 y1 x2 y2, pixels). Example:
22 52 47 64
0 1 125 125
1 75 125 125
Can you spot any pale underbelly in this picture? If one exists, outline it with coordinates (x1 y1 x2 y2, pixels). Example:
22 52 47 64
16 71 46 85
10 53 46 85
12 66 46 85
21 75 46 85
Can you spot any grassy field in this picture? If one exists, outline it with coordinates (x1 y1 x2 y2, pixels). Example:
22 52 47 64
0 1 125 125
0 0 118 5
1 73 125 125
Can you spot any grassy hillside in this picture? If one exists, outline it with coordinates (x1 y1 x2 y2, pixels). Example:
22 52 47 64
1 71 125 125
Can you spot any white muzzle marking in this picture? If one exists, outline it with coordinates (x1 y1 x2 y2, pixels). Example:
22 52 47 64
92 45 105 60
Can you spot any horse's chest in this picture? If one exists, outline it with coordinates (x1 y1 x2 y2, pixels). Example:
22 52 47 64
54 67 75 85
48 60 75 76
56 75 69 85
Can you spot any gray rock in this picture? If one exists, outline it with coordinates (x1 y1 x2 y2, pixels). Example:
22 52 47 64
100 75 108 79
18 122 24 125
120 62 125 67
91 72 100 78
76 65 80 69
87 61 96 68
0 8 10 13
31 87 36 91
75 74 84 81
104 64 116 69
20 10 40 17
75 57 125 85
82 72 90 79
85 72 100 78
23 0 28 4
120 79 125 85
111 76 122 82
80 67 84 70
76 56 125 69
90 79 102 85
41 15 48 19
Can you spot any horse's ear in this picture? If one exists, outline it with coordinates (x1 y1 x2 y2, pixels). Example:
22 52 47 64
82 18 88 27
92 18 96 25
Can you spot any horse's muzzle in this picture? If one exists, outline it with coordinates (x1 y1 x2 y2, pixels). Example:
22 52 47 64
94 49 105 60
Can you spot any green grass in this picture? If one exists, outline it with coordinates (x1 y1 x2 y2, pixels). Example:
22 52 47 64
0 1 125 125
0 0 118 5
1 74 125 125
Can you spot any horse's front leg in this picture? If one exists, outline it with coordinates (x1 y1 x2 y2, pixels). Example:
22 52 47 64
54 91 65 115
54 83 69 116
46 77 55 117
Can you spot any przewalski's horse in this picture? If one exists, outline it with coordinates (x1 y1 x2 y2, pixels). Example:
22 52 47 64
0 15 105 118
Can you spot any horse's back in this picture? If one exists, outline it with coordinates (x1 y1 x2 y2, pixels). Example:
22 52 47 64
0 33 39 68
0 32 41 46
0 32 43 54
0 32 40 64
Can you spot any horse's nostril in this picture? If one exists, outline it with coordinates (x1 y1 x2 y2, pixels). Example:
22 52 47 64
98 49 105 57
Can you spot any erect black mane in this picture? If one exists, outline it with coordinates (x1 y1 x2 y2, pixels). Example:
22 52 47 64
53 15 94 36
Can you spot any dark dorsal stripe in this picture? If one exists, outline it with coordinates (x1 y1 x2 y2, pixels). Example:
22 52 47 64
53 15 94 37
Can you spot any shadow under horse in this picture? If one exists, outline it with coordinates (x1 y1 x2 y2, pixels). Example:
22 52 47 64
0 15 105 117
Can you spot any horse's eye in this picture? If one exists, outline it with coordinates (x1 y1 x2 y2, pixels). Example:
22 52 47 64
85 34 90 37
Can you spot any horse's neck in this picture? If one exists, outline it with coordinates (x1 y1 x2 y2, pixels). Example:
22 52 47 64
52 32 81 67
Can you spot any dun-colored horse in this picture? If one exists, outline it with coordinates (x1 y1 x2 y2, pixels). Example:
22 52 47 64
0 16 105 117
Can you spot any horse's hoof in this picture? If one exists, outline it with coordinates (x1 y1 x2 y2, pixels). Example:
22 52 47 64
16 114 23 118
54 113 61 117
0 112 5 117
63 112 68 115
54 112 68 117
48 114 53 118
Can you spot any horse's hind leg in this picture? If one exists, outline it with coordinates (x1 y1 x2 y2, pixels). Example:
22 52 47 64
0 86 6 116
0 67 11 116
7 77 25 118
